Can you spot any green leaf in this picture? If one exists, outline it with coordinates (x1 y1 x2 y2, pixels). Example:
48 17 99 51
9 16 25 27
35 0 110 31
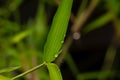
106 0 120 15
46 63 63 80
11 29 32 43
0 75 11 80
77 71 116 80
8 0 23 11
43 0 73 62
31 3 48 50
0 66 21 73
82 12 114 34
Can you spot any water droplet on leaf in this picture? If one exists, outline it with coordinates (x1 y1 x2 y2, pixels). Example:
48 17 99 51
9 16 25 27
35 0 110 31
61 41 64 44
64 34 66 37
54 54 58 58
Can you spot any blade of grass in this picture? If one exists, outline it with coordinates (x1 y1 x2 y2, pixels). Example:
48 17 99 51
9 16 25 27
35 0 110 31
43 0 73 62
0 66 21 73
0 75 11 80
46 63 63 80
8 0 23 11
77 71 116 80
31 2 48 51
72 0 100 32
106 0 120 15
11 62 45 80
82 12 114 34
11 29 32 43
77 0 88 15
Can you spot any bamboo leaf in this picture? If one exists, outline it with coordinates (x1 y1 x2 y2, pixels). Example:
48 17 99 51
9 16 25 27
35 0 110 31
9 0 23 11
0 75 11 80
43 0 73 62
106 0 120 15
82 12 114 34
77 71 116 80
46 63 62 80
31 3 48 50
11 29 32 43
0 66 20 73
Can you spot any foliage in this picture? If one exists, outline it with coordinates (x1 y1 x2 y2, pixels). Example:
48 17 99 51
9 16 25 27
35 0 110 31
0 0 120 80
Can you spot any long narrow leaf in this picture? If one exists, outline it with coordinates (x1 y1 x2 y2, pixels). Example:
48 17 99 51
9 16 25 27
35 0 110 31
11 29 32 43
46 63 62 80
82 12 114 34
77 71 116 80
0 75 10 80
43 0 73 62
0 66 20 73
32 3 48 50
106 0 120 15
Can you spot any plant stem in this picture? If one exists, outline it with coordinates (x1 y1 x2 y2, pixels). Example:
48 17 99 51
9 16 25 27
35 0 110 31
11 62 45 80
72 0 100 32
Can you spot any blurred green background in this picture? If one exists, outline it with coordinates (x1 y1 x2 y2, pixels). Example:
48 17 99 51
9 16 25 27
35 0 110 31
0 0 120 80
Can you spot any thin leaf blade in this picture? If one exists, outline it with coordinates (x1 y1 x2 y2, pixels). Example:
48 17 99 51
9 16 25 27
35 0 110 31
82 12 114 34
0 75 11 80
0 66 20 73
46 63 62 80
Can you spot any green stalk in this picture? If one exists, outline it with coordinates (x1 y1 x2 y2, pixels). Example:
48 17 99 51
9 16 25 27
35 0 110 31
11 62 45 80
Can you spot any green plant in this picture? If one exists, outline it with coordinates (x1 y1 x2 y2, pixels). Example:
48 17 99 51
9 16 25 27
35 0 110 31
0 0 73 80
0 0 120 80
0 75 11 80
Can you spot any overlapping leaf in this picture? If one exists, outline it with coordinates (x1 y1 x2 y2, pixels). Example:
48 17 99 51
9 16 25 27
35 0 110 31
46 63 62 80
